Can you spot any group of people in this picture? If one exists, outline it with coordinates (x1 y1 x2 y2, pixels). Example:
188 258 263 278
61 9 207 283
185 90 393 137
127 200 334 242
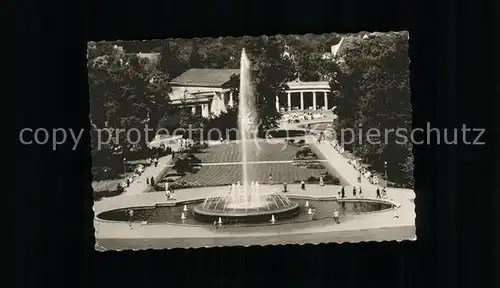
122 155 161 190
330 139 345 154
164 181 176 201
376 187 388 199
317 130 327 144
282 111 325 123
147 157 159 167
145 176 156 186
117 163 145 191
330 139 381 186
178 138 194 149
350 159 380 185
307 204 341 224
336 186 388 199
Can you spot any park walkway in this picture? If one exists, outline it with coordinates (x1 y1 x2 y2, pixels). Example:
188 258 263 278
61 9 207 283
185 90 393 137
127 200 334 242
124 155 173 195
306 135 415 202
307 135 361 187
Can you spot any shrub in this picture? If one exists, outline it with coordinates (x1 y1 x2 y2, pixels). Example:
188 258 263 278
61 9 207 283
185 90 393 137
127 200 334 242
188 142 209 153
305 163 325 169
295 147 317 159
154 181 195 191
172 153 202 174
93 188 123 201
91 167 119 181
293 174 340 185
307 176 318 182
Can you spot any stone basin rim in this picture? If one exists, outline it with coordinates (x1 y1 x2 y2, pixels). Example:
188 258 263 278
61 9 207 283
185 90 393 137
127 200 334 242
94 195 396 224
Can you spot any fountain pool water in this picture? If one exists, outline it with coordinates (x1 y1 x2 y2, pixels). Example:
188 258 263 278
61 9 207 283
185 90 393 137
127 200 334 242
192 49 299 223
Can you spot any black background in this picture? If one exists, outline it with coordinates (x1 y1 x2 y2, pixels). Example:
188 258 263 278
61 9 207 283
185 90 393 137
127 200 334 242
7 0 496 287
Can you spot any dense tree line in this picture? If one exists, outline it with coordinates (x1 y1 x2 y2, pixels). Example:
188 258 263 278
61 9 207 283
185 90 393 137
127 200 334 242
329 32 412 187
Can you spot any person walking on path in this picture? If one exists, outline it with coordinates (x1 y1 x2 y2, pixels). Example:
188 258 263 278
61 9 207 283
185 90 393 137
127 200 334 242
150 176 155 186
269 174 273 185
283 182 288 192
393 206 399 219
376 188 381 198
154 158 159 167
341 186 345 198
127 209 134 228
357 173 362 184
301 180 306 191
146 177 149 185
359 187 363 198
352 186 357 197
333 210 340 224
319 175 324 186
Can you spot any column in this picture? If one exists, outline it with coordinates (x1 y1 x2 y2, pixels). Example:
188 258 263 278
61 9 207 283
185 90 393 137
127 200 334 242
300 91 304 110
287 93 291 111
275 95 280 111
324 92 328 110
211 92 218 115
313 91 317 110
229 91 234 108
220 92 227 113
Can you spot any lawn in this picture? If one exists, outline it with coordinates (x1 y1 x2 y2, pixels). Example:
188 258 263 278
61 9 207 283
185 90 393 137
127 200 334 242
91 171 136 192
193 141 318 163
176 163 328 186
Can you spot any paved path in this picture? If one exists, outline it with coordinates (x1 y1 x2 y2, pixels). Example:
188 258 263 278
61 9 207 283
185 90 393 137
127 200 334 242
307 135 359 186
96 226 415 250
124 155 173 195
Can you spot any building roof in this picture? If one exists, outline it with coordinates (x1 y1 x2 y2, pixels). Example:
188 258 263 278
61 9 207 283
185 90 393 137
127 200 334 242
170 69 240 87
286 80 330 91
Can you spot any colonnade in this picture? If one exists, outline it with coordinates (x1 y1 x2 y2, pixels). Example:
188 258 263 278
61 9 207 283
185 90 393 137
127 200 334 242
276 90 330 111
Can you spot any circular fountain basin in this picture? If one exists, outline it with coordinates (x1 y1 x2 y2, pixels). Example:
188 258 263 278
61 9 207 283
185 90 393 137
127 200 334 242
194 183 301 223
192 201 300 223
96 198 393 227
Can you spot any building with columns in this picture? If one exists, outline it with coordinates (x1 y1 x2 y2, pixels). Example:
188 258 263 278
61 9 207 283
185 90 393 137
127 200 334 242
168 69 239 118
168 69 334 117
278 79 332 111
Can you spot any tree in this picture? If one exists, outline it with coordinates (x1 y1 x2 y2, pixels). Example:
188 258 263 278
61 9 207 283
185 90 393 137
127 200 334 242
88 43 172 157
328 32 411 185
188 40 202 69
242 36 295 134
202 107 239 140
400 143 414 188
147 70 172 136
158 40 187 79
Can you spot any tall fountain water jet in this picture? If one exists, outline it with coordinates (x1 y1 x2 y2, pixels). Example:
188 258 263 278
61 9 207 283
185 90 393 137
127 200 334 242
238 48 258 203
192 49 300 223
